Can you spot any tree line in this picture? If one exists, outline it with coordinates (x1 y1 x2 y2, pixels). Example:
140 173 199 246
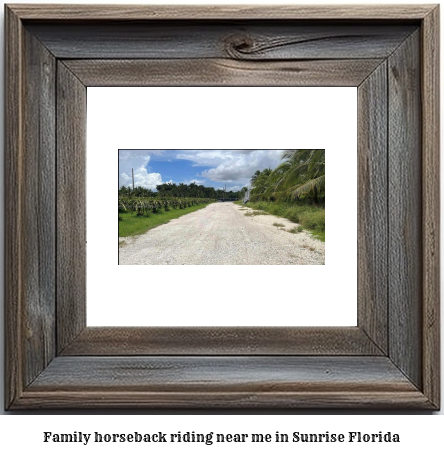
249 149 325 205
119 182 245 200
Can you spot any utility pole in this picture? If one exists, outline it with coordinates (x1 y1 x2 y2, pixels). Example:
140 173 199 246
132 168 134 192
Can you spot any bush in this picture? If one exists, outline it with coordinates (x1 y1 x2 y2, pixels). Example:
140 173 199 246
300 210 325 231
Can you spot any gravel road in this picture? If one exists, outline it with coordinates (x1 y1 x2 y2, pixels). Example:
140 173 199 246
119 203 324 265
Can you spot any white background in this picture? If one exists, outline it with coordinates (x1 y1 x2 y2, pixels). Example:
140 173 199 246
87 87 357 326
0 0 442 448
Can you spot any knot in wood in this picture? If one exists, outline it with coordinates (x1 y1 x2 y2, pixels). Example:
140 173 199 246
224 34 255 59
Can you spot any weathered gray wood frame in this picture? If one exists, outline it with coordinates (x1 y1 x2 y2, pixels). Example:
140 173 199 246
5 4 440 409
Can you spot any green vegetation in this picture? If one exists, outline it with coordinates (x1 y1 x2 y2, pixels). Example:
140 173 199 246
119 196 213 215
119 202 213 237
242 201 325 242
273 222 285 228
247 149 325 241
249 149 325 204
244 210 269 217
120 181 243 201
287 226 304 234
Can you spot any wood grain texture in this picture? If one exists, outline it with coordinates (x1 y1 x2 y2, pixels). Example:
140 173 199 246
357 62 388 354
13 356 432 409
22 29 57 387
64 58 383 87
27 22 416 60
16 390 434 410
388 31 422 389
421 6 440 409
7 4 435 20
61 327 382 356
4 4 24 410
28 356 418 390
56 62 87 353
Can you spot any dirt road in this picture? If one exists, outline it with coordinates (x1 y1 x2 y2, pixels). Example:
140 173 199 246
119 203 324 265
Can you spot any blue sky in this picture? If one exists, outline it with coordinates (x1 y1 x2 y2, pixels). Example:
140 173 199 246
119 149 284 192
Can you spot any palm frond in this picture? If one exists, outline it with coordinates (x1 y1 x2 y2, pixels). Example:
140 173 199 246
290 175 325 199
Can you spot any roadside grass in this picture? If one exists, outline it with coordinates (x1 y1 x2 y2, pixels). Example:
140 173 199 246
242 201 325 242
287 226 304 234
273 222 285 228
119 202 213 237
244 210 269 217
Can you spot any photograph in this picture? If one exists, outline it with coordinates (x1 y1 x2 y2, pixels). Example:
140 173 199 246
118 149 325 265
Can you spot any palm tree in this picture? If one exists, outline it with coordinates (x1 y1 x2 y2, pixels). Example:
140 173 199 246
268 149 325 204
250 168 272 200
250 170 262 187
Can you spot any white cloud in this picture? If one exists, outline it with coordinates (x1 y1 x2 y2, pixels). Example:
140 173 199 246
176 149 261 168
119 150 164 190
196 149 284 183
181 178 207 186
226 185 244 192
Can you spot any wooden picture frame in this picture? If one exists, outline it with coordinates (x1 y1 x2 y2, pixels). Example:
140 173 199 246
5 4 440 409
